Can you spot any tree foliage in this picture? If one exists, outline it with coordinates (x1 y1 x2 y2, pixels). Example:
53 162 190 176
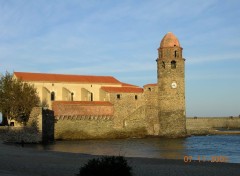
0 72 40 125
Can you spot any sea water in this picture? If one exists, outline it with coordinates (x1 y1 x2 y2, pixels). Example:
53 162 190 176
24 135 240 163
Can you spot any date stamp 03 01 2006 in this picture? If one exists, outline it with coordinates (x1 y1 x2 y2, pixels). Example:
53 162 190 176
183 156 229 163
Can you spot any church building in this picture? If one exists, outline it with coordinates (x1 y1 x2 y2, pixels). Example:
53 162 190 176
14 32 187 139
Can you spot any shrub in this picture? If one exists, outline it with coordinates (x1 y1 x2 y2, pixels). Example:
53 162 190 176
76 156 132 176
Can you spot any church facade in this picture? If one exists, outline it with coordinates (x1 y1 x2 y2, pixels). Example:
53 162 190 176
14 32 187 139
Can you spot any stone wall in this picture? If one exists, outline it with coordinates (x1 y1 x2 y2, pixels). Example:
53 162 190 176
53 91 159 139
55 118 115 139
44 114 240 140
108 92 145 129
1 107 42 143
157 46 187 137
186 117 240 134
143 85 159 135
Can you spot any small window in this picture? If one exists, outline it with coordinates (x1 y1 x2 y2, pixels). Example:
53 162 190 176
162 61 165 68
148 88 151 91
174 50 177 58
91 93 93 101
71 92 74 101
171 60 176 69
117 94 121 99
135 95 138 100
51 91 55 101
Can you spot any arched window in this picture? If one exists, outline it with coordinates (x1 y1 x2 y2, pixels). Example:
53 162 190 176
51 91 55 101
71 92 74 101
171 60 176 69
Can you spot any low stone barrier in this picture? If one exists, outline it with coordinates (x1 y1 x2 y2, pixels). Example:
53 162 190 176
186 117 240 135
1 126 41 143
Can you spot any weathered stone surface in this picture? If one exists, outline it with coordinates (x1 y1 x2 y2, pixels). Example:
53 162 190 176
157 32 187 137
186 117 240 135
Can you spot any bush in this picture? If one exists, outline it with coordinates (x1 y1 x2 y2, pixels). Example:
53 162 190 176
77 156 132 176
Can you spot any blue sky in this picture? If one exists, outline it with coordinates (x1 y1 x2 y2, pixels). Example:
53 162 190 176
0 0 240 117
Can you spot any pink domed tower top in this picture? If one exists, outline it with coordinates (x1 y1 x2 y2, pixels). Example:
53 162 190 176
160 32 181 48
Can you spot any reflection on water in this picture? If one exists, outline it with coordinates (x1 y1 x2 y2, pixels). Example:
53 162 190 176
25 135 240 163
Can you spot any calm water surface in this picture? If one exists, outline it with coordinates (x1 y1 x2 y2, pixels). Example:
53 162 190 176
26 135 240 163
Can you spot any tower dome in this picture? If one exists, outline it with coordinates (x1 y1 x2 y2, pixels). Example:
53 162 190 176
160 32 180 48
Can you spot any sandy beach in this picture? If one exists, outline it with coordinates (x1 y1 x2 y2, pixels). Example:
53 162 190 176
0 141 239 176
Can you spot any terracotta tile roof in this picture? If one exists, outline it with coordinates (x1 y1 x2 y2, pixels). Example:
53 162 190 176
14 72 121 84
52 101 114 116
101 86 143 93
121 82 139 87
143 83 157 87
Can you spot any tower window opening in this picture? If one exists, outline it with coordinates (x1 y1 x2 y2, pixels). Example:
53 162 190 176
174 50 177 58
171 60 176 69
51 91 55 101
71 92 74 101
117 94 121 99
162 61 165 68
135 95 138 100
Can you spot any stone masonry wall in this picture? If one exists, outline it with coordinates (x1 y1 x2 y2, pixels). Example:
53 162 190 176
186 117 240 134
143 85 159 135
108 92 145 129
55 118 115 139
53 90 159 139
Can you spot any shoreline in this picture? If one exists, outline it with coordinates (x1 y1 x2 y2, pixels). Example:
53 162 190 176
0 141 240 176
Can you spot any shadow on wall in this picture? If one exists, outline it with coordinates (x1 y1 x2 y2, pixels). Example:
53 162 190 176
42 109 55 143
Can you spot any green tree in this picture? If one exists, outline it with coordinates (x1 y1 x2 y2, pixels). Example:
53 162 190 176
0 72 40 125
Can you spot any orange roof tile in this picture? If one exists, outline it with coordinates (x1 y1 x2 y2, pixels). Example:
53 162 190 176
101 86 143 93
143 83 157 87
121 82 139 87
14 72 121 84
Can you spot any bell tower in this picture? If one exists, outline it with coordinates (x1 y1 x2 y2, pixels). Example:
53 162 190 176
157 32 186 137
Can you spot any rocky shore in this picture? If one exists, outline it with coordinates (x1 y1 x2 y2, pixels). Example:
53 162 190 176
0 140 239 176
